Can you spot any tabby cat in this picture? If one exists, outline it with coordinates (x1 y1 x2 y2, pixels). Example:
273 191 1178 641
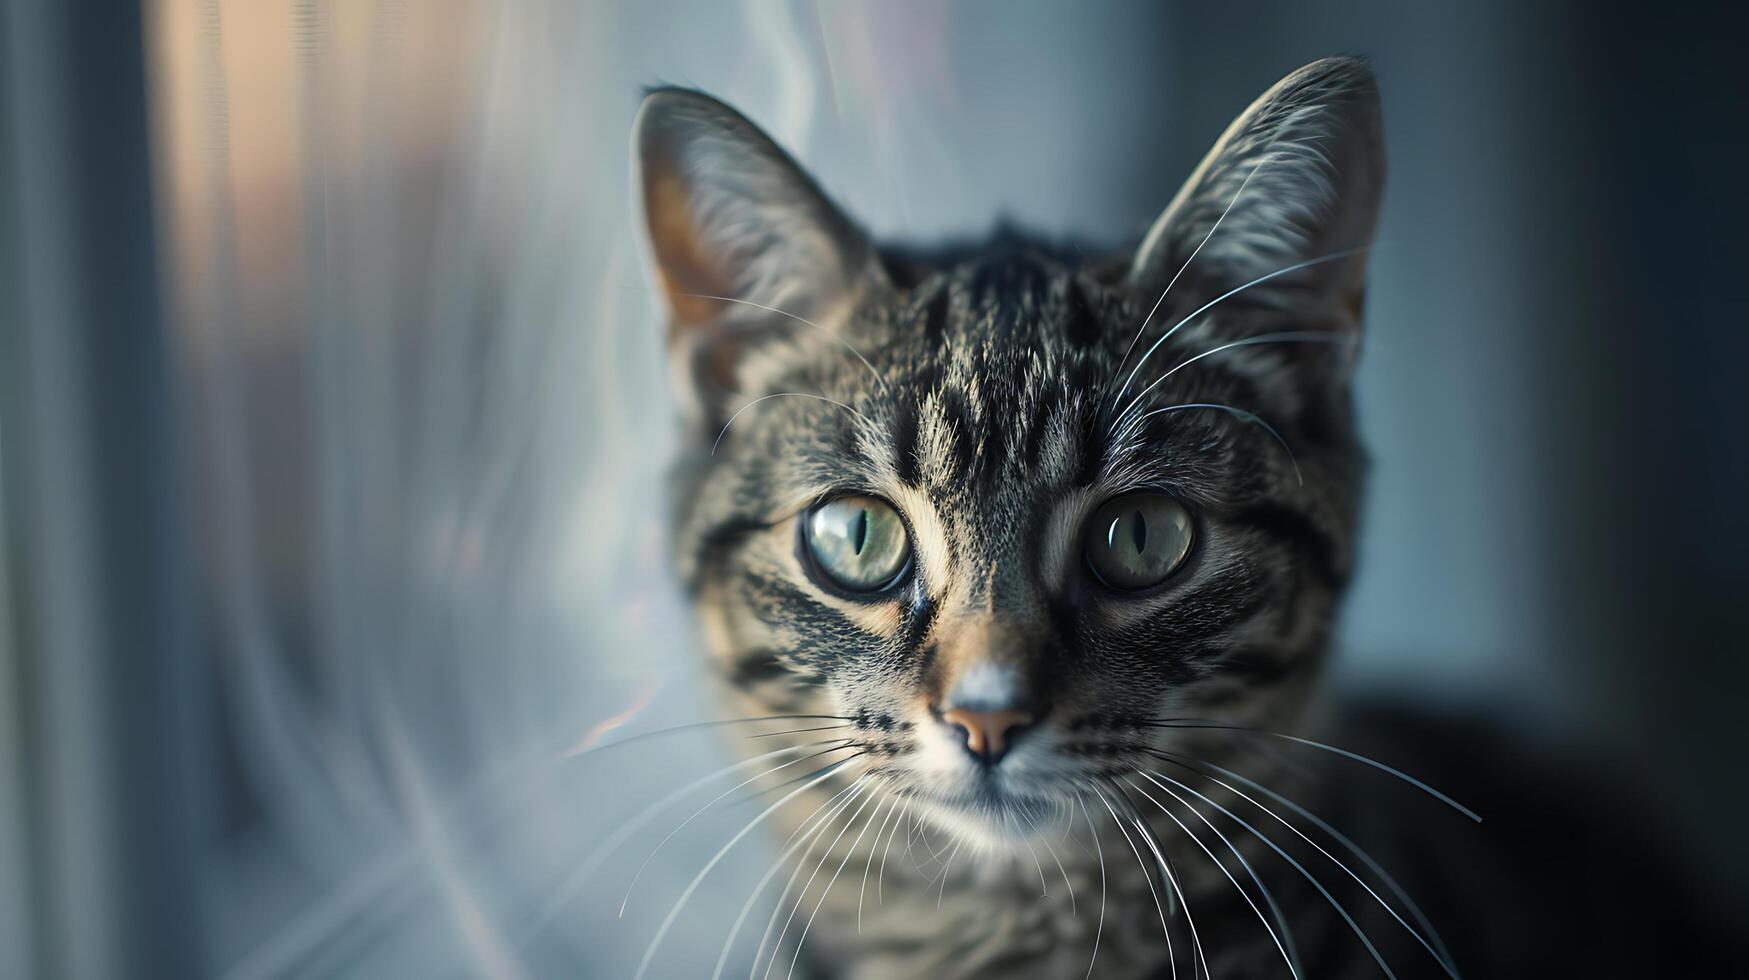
629 57 1696 979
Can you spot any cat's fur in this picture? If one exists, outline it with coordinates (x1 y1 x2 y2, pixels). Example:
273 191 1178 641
631 57 1723 979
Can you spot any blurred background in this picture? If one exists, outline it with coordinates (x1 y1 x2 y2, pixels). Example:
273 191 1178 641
2 1 1744 977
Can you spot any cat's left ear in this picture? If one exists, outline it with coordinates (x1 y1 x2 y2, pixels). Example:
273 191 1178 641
635 88 879 426
1129 57 1384 335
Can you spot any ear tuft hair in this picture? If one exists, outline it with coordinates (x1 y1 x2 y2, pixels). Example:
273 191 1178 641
1130 57 1385 329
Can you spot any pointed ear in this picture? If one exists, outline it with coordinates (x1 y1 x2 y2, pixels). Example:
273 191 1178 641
1129 57 1384 332
634 88 877 424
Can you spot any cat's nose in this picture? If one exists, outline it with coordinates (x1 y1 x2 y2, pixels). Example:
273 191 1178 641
941 707 1036 766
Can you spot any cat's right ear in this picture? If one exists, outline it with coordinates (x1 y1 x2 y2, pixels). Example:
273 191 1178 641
634 89 877 427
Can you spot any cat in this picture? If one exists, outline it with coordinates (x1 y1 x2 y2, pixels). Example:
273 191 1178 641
629 57 1728 979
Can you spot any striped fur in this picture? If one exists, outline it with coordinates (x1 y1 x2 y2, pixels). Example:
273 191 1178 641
640 58 1397 978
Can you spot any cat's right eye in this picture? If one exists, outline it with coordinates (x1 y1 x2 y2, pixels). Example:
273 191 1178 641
1084 492 1194 591
803 495 912 593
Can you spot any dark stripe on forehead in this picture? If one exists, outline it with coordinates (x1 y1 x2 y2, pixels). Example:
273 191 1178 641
890 398 920 484
921 284 950 344
1061 276 1104 349
937 383 981 484
1017 399 1053 472
1071 411 1106 488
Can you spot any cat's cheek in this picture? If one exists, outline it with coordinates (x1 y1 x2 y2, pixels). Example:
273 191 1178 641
834 599 902 637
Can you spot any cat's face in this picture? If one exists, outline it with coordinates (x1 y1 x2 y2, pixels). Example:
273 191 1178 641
637 59 1382 844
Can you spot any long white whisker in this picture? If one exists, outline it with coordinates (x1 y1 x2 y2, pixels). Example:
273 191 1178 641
1112 246 1371 410
933 836 964 908
747 723 852 739
1170 757 1459 979
620 741 856 915
556 714 852 761
1198 760 1456 975
1024 806 1077 918
859 795 902 930
1008 808 1051 899
1117 331 1353 427
1075 795 1108 980
634 760 860 980
1136 814 1209 980
1140 770 1397 980
1128 773 1303 977
1125 776 1297 980
681 293 891 397
1093 785 1175 979
782 792 889 980
1109 159 1270 389
526 739 848 943
751 780 874 980
1145 722 1481 822
1115 402 1304 486
1272 736 1482 823
712 393 871 456
876 796 910 907
710 777 868 980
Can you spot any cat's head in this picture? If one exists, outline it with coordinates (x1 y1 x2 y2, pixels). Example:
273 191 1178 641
636 58 1382 842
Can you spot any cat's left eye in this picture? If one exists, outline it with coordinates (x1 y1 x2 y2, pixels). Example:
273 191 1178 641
1084 492 1194 591
803 495 912 593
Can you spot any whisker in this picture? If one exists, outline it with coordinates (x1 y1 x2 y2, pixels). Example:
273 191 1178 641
1117 331 1354 426
1144 720 1482 822
1075 794 1109 980
924 828 957 863
1115 402 1304 486
767 786 884 980
712 393 872 457
1108 785 1207 980
934 836 964 909
747 723 852 739
555 714 852 762
791 793 891 979
1197 758 1455 973
1139 814 1211 980
634 758 862 980
751 780 875 980
1140 768 1397 980
1124 775 1298 980
1108 158 1270 392
680 293 891 397
710 776 869 980
1024 806 1078 918
859 795 903 930
1007 808 1051 899
876 796 911 907
1163 753 1460 979
1111 246 1372 411
724 751 874 808
1093 784 1175 979
620 741 857 915
524 738 850 943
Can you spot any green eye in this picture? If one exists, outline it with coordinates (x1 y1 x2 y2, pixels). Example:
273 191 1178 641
804 495 911 592
1085 493 1194 591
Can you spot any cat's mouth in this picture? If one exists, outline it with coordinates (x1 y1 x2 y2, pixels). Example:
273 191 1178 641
907 775 1073 838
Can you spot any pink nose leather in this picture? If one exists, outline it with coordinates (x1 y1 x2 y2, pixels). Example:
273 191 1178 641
941 707 1035 763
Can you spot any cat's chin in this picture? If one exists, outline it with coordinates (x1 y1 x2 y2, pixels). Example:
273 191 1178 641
905 784 1075 846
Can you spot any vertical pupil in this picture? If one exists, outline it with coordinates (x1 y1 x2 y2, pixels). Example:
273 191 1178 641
1130 510 1147 554
851 508 869 556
